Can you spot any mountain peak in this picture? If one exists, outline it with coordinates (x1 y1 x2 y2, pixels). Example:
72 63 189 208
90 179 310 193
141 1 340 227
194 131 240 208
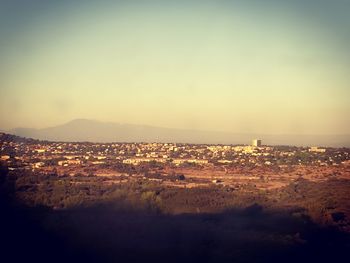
6 120 350 146
67 118 99 124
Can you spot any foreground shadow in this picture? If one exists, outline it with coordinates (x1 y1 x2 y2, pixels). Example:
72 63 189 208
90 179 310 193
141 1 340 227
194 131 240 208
1 194 349 263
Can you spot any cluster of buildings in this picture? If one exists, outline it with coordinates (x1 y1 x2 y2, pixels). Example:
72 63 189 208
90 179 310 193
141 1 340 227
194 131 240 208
0 133 349 172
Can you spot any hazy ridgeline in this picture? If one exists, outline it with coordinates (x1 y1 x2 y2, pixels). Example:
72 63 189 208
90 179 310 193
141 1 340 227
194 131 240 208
9 119 350 147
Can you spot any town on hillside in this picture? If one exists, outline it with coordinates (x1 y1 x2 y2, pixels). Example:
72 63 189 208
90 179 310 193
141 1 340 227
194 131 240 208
1 132 350 230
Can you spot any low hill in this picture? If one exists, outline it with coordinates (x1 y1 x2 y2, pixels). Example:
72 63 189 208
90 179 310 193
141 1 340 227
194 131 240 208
7 119 350 146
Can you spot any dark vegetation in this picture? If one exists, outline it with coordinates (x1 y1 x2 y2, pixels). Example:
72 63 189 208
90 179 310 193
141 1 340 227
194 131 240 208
1 163 350 263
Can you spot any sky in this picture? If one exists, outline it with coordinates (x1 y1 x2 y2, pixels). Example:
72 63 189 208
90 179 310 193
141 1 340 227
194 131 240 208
0 0 349 135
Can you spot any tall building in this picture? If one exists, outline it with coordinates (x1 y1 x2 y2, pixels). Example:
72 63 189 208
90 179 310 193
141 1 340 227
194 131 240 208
252 139 262 147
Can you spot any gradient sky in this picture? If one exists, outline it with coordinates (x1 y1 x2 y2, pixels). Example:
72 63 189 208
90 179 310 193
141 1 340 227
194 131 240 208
0 0 349 135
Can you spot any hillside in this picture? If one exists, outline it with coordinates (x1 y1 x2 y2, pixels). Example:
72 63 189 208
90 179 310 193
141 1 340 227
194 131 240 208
7 119 350 146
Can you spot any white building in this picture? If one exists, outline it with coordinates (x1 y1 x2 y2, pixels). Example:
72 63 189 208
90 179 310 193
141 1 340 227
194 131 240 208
309 147 326 153
252 139 262 147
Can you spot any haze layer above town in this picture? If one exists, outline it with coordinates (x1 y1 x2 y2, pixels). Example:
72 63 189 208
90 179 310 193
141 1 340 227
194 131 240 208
5 119 350 147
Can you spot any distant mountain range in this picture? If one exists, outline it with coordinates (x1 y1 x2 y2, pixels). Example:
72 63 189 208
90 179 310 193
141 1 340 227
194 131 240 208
7 119 350 147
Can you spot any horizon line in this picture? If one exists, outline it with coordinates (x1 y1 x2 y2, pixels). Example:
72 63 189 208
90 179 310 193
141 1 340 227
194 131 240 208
3 118 350 137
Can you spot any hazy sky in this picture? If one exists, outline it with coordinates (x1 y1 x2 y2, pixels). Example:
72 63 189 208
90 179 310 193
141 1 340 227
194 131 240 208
1 0 349 134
